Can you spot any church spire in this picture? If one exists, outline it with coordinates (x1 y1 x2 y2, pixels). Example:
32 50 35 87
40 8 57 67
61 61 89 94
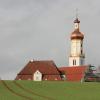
74 9 80 30
69 14 85 66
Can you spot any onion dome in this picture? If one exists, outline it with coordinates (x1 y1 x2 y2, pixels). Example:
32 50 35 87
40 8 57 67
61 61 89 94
71 29 84 40
71 18 84 40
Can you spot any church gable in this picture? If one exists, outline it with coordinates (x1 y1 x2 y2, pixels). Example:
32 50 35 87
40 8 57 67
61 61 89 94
34 70 42 81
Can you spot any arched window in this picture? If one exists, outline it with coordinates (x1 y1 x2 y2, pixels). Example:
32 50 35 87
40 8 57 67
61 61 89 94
74 60 76 65
73 60 74 65
73 59 76 65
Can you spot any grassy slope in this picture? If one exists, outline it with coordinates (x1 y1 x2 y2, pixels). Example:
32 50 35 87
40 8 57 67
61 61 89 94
0 81 100 100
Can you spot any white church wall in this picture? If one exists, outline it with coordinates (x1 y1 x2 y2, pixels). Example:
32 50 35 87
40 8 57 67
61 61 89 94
69 57 84 66
71 40 82 56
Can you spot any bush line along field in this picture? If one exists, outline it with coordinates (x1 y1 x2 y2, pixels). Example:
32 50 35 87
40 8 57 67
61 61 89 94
0 80 100 100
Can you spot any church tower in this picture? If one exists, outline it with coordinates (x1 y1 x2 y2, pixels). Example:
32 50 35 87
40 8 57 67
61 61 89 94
69 17 85 66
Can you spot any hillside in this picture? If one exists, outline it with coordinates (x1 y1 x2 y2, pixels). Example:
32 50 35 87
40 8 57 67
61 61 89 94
0 80 100 100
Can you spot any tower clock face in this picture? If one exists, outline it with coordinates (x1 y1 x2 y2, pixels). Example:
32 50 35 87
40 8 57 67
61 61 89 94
75 23 79 29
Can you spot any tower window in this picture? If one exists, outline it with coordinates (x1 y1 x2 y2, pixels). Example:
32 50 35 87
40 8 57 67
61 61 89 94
81 43 82 47
74 60 76 65
81 50 82 54
73 60 74 65
73 59 76 65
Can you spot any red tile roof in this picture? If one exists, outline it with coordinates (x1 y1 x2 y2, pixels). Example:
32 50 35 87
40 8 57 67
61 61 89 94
59 66 87 74
59 66 88 81
18 60 61 75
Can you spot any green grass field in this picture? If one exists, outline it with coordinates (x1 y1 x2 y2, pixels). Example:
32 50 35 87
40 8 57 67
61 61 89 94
0 80 100 100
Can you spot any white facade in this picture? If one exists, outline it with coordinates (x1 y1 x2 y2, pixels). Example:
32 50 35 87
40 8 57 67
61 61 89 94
71 39 83 56
34 70 42 81
69 56 84 66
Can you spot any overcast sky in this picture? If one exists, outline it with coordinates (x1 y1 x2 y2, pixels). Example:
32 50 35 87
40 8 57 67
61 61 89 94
0 0 100 79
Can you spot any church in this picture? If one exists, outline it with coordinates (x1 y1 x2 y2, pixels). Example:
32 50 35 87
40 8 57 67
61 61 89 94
16 17 89 81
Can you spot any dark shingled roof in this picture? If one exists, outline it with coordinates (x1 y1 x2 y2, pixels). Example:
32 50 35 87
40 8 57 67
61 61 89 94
18 60 61 75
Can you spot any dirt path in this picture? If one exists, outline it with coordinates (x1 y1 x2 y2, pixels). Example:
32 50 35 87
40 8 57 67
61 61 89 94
13 81 56 100
1 80 34 100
